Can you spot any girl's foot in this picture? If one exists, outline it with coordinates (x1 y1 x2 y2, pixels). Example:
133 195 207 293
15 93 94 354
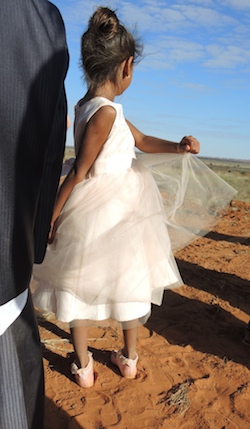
71 351 94 388
111 349 138 379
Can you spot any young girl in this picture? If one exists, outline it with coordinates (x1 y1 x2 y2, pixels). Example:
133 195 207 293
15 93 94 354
33 7 237 388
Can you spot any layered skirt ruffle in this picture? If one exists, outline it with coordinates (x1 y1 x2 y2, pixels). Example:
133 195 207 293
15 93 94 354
33 153 237 326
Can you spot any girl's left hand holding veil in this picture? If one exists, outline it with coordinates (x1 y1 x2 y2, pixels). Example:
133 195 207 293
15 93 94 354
178 135 200 154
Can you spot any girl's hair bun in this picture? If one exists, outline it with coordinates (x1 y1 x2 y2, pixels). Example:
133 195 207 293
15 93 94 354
81 6 143 91
89 7 119 39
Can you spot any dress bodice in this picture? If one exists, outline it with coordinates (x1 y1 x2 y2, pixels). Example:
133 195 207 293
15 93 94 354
74 97 136 176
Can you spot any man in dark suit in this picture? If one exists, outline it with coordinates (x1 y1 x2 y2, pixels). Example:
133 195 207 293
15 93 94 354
0 1 69 428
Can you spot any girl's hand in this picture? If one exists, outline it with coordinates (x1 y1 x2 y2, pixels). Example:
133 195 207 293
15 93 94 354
48 220 58 244
178 136 200 154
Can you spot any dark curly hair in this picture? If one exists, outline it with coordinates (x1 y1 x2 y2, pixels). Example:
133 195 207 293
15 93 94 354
80 7 143 91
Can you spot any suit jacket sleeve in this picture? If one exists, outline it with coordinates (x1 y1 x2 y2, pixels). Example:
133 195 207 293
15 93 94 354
33 88 68 263
32 2 69 263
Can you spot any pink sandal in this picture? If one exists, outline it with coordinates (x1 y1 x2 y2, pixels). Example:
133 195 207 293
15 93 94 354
111 349 138 379
71 351 94 388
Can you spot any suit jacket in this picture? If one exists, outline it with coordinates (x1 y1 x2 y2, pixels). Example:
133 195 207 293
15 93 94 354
0 0 69 305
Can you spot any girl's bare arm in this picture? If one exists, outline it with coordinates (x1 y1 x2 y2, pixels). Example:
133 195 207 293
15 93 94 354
48 106 116 242
126 120 200 154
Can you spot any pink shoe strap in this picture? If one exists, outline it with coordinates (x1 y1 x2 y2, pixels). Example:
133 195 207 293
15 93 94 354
117 350 138 367
71 351 93 376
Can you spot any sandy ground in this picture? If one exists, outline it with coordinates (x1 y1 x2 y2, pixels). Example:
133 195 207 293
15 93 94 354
36 199 250 429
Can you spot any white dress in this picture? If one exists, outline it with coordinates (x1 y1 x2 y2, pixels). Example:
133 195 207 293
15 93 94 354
33 97 237 327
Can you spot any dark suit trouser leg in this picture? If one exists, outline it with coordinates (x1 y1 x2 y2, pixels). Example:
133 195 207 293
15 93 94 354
0 292 44 429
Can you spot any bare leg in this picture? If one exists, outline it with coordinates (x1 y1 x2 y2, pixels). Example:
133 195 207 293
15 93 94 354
70 320 94 388
111 319 138 379
70 320 88 368
122 319 138 360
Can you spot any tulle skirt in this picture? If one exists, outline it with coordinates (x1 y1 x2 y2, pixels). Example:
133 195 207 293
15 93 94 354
32 153 237 326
